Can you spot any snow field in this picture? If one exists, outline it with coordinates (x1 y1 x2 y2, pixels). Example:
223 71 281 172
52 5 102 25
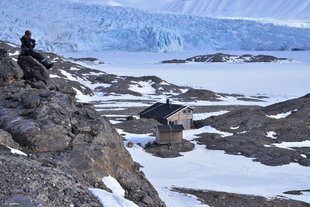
122 126 310 206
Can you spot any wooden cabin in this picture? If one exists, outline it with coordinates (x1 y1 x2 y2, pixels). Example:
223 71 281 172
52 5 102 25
155 125 184 145
139 99 194 130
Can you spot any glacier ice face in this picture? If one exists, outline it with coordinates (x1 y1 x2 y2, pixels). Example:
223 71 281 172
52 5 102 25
1 0 310 53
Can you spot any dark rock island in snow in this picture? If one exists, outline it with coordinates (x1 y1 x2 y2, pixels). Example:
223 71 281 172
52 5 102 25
162 53 291 63
194 94 310 166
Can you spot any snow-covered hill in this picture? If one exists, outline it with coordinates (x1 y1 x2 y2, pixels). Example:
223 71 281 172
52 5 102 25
161 0 310 21
1 0 310 53
69 0 171 9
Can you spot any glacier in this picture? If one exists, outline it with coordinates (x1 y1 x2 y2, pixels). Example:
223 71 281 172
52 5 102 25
161 0 310 21
1 0 310 53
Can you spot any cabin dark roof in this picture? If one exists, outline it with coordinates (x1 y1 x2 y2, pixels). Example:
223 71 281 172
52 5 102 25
139 102 187 119
156 125 184 132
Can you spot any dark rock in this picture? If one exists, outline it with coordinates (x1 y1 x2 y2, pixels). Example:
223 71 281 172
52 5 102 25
0 143 10 152
173 187 310 207
142 195 154 205
0 49 23 87
0 49 7 58
0 85 72 152
155 149 181 158
25 80 48 90
17 56 49 85
261 155 292 166
299 159 310 166
114 118 160 135
2 195 43 207
145 140 195 158
87 110 100 120
0 153 101 207
0 129 19 149
174 89 220 102
48 78 78 97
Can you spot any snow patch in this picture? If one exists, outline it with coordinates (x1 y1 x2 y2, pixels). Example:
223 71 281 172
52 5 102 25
117 129 155 147
193 111 230 121
109 120 123 124
9 51 19 56
89 175 138 207
184 126 233 140
267 110 297 119
8 146 27 156
271 140 310 150
129 81 156 95
102 175 125 197
230 126 240 130
266 131 277 139
50 74 61 78
6 42 18 48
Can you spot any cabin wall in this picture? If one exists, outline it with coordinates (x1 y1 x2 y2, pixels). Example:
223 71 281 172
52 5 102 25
167 107 193 129
156 131 182 145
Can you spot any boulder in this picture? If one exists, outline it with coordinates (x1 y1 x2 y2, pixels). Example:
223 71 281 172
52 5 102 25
299 159 310 166
0 129 19 149
17 55 49 85
0 49 23 87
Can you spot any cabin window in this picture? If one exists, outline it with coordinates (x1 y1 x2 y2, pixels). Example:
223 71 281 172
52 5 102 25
188 109 191 113
169 120 178 125
183 110 186 114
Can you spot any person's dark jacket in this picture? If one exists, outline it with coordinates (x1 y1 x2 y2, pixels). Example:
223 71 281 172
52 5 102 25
20 36 36 55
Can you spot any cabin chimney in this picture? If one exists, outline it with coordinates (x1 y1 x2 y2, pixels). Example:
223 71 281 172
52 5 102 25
166 99 172 109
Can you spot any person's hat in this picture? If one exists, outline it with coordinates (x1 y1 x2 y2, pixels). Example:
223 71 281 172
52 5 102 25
25 30 32 36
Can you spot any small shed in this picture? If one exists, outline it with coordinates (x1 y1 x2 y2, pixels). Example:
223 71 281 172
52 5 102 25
155 125 184 145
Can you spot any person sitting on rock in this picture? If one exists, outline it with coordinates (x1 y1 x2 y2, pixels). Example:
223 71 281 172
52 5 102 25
20 30 54 69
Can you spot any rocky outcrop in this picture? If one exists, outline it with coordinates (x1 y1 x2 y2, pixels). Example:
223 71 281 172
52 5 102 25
162 53 291 63
0 49 23 86
0 47 165 206
195 94 310 166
